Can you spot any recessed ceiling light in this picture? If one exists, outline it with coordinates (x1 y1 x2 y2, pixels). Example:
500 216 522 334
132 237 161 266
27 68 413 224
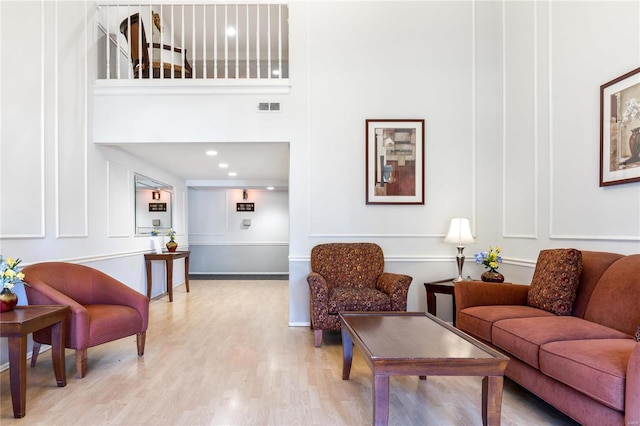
206 150 218 156
218 163 229 168
267 186 274 190
228 172 237 177
226 27 236 37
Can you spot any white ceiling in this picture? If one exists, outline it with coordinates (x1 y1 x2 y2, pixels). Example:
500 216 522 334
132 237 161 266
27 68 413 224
115 142 290 190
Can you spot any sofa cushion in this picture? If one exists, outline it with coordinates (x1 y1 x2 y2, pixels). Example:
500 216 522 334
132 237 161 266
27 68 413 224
527 248 582 315
492 316 630 369
539 339 636 411
457 305 554 342
328 287 391 313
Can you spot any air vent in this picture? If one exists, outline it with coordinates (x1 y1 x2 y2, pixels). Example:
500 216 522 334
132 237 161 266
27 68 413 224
257 102 281 112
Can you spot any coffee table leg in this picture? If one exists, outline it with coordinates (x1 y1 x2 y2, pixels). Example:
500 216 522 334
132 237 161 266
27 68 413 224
341 328 353 380
8 335 27 418
373 374 390 426
482 375 504 426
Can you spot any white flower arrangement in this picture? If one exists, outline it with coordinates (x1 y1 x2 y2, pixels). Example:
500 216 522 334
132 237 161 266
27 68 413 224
621 98 640 125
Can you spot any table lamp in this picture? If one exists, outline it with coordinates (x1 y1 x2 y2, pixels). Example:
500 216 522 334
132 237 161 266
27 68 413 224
444 217 474 282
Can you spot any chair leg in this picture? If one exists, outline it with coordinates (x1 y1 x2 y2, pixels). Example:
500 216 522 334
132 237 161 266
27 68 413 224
75 349 87 378
136 332 146 356
314 329 323 348
30 342 42 367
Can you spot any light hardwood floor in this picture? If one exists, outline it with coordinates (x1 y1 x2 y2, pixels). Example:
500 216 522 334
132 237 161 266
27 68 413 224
1 280 579 425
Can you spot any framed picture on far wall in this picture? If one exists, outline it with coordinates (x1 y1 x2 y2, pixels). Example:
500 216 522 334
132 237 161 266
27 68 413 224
365 119 425 204
600 67 640 186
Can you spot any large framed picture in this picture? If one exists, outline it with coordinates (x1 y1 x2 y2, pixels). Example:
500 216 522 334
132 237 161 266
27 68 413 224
365 119 425 204
600 67 640 186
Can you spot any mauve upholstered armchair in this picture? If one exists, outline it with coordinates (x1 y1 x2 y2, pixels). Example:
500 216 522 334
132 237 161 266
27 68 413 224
22 262 149 378
307 243 413 347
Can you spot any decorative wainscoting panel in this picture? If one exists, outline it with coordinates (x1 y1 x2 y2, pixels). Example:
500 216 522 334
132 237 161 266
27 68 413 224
107 161 131 237
503 0 538 239
548 1 640 242
0 1 45 238
56 1 88 237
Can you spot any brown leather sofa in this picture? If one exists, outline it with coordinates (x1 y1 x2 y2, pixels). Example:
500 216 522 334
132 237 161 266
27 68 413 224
455 251 640 425
23 262 149 378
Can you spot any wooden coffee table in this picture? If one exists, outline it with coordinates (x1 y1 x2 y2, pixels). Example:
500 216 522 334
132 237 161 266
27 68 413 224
340 312 509 426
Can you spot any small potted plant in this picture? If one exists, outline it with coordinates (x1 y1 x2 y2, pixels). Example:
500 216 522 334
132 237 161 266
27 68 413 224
166 228 178 252
474 247 504 282
0 256 25 312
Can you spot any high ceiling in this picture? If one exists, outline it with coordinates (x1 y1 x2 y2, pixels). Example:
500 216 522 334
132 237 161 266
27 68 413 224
116 142 290 190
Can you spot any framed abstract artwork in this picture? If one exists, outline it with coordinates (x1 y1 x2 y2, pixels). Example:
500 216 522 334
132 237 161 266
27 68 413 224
600 67 640 186
365 119 425 204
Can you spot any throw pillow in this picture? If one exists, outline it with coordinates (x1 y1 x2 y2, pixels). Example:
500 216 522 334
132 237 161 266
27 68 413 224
635 324 640 342
527 249 583 316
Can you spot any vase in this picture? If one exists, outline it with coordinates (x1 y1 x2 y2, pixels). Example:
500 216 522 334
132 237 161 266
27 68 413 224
0 287 18 312
628 127 640 164
166 240 178 252
481 271 504 283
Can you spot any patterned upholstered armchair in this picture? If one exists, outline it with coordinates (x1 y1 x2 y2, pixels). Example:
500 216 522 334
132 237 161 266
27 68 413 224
307 243 413 347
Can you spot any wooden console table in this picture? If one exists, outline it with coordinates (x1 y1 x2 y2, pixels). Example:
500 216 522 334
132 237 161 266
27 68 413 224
0 305 69 418
144 251 190 302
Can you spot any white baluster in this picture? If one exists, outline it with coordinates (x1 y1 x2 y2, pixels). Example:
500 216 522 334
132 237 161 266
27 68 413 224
105 6 110 79
267 4 271 79
256 4 260 79
212 4 216 79
278 4 282 79
234 4 239 79
246 5 250 78
224 4 228 79
203 4 207 78
181 4 185 79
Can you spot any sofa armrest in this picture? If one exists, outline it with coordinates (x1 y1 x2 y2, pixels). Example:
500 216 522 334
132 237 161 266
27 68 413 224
307 272 329 327
376 272 413 311
24 277 90 348
454 281 530 311
627 343 640 424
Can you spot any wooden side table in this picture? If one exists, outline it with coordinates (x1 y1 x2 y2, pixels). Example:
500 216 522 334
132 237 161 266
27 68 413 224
144 251 190 302
424 279 457 326
0 305 69 418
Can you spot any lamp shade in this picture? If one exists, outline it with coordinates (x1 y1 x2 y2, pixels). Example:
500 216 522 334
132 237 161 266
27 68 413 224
444 218 474 245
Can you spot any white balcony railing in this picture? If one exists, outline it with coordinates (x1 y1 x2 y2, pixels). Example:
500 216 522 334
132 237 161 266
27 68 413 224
97 3 289 81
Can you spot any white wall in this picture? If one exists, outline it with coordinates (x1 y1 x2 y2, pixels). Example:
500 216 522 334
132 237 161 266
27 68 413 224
0 1 189 365
187 187 289 274
93 1 640 327
2 2 639 346
287 0 640 326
